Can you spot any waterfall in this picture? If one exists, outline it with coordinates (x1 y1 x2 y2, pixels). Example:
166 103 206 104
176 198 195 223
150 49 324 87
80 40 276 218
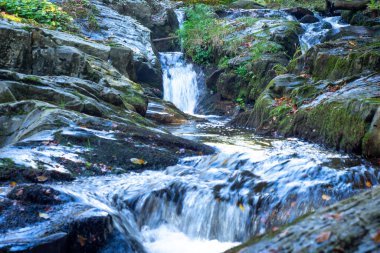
160 10 201 115
160 53 200 114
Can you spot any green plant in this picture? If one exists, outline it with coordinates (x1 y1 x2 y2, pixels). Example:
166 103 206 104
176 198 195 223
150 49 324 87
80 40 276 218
251 40 283 60
236 97 246 109
369 0 380 10
0 0 74 30
59 0 100 31
272 63 287 76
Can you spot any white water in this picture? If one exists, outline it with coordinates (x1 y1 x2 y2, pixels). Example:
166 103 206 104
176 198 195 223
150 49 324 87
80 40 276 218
300 15 349 52
142 225 238 253
161 52 200 115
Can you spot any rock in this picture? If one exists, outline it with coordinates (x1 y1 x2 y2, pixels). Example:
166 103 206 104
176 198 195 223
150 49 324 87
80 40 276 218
7 185 73 205
300 14 320 23
195 92 237 116
227 186 380 253
231 73 380 157
0 199 114 253
342 10 380 26
66 209 113 253
284 7 314 20
101 0 179 39
300 32 380 81
146 98 189 124
0 22 32 74
229 0 265 9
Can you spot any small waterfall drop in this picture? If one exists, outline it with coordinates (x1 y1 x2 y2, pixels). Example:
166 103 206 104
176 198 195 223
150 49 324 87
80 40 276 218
160 10 201 115
161 53 200 114
300 15 349 52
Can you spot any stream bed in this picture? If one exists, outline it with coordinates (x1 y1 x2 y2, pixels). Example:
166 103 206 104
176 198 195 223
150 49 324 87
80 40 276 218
52 117 380 253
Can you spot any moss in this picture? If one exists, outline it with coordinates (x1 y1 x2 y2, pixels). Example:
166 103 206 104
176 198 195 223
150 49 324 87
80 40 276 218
364 98 380 104
291 102 367 152
21 75 43 85
225 212 312 253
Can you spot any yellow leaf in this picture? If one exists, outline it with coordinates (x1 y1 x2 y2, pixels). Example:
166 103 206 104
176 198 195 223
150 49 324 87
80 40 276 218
39 212 50 219
77 235 87 247
316 231 331 243
130 158 147 165
366 181 372 188
322 194 331 201
37 176 48 182
239 203 245 211
10 181 17 187
373 231 380 243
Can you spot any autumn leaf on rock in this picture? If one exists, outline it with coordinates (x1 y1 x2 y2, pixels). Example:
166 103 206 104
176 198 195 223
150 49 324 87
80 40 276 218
322 194 331 201
316 231 331 243
39 212 50 219
238 203 245 211
77 235 87 247
366 181 372 188
130 158 147 165
10 181 17 187
372 230 380 243
37 176 48 182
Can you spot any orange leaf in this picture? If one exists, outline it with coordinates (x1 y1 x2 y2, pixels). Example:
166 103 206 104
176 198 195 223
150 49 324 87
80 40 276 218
316 231 331 243
322 194 331 201
77 235 87 247
130 158 147 165
37 176 49 182
10 181 17 187
366 181 372 188
373 231 380 243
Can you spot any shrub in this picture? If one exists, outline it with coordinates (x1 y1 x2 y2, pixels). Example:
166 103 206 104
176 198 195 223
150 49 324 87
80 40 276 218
59 0 100 31
0 0 74 30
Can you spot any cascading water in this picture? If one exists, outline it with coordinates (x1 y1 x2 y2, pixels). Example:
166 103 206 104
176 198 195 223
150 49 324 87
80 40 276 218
160 10 202 115
55 122 380 253
160 53 200 114
41 7 379 253
299 15 350 52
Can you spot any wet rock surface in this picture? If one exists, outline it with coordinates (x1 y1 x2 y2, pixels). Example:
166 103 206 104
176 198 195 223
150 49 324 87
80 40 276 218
227 186 380 253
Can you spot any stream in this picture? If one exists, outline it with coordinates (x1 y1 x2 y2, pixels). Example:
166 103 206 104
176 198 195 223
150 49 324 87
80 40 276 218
37 8 380 253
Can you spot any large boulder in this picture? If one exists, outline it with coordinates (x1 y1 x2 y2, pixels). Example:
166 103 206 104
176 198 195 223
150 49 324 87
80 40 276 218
231 73 380 158
101 0 179 39
227 186 380 253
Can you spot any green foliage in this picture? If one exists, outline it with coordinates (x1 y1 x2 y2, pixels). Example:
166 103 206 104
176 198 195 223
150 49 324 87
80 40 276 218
173 0 235 5
235 97 246 109
178 4 225 64
0 0 74 30
272 63 287 76
250 40 283 60
263 0 325 9
369 0 380 10
59 0 100 31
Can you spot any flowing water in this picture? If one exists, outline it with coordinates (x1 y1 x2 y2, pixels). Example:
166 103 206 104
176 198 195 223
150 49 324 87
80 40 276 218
161 52 200 114
37 7 379 253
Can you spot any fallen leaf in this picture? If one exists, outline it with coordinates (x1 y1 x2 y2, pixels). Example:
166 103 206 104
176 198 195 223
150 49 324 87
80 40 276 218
322 194 331 201
272 226 279 232
316 231 331 243
39 212 50 219
10 181 17 187
326 213 342 221
15 189 24 197
238 203 245 211
37 176 48 182
366 181 372 188
77 235 87 247
373 231 380 243
130 158 147 165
